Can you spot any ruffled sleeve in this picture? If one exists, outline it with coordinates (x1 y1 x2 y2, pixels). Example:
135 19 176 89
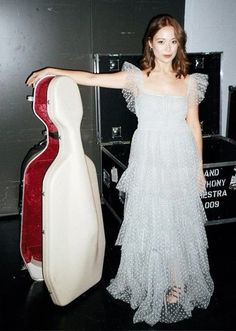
121 61 142 114
188 73 208 107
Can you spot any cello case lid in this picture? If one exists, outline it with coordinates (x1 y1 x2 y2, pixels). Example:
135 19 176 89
42 76 105 306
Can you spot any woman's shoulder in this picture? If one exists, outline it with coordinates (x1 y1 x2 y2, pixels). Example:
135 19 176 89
121 61 145 86
121 61 144 74
187 73 208 85
186 73 209 104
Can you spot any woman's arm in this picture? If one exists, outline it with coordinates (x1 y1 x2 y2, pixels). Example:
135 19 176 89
186 103 203 163
26 67 127 89
186 103 206 191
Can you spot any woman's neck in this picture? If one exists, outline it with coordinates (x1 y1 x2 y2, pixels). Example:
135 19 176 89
153 61 174 75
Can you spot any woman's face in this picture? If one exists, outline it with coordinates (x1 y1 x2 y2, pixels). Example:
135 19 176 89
149 26 178 64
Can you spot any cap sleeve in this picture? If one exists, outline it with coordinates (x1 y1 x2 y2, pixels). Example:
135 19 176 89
188 73 208 107
121 61 142 114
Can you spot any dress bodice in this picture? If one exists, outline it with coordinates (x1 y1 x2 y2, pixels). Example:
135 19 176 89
136 93 188 131
121 62 208 132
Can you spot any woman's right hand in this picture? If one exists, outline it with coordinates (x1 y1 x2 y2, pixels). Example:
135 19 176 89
25 67 52 87
198 168 207 194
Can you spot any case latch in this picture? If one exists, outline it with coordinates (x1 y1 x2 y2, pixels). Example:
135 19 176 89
109 59 120 71
112 126 122 139
103 169 111 188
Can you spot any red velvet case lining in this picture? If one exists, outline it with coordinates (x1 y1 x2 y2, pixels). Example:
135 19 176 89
20 76 59 263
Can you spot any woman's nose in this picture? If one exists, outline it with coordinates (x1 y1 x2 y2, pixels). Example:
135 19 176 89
165 43 171 51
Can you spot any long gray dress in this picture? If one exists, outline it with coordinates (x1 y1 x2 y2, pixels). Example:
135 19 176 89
107 62 214 326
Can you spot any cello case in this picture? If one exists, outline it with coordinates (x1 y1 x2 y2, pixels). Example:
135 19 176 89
20 76 105 306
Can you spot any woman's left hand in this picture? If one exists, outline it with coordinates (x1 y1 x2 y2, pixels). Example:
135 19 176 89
198 168 206 194
25 67 52 87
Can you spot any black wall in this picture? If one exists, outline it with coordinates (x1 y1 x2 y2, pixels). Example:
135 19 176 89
0 0 185 215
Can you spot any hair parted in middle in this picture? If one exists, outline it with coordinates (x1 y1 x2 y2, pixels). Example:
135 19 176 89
140 14 189 79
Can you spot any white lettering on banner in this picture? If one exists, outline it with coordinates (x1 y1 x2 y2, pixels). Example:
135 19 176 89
201 189 227 199
204 169 220 177
201 168 228 210
205 179 226 188
204 201 220 209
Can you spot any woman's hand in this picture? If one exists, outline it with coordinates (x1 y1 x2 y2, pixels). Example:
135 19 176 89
25 67 52 87
198 168 206 194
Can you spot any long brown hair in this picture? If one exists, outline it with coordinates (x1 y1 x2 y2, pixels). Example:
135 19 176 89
140 14 189 78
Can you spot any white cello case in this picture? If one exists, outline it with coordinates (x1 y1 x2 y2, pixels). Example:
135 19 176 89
42 76 105 306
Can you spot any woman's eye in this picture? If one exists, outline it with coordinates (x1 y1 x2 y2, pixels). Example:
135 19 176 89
157 40 164 44
172 40 178 44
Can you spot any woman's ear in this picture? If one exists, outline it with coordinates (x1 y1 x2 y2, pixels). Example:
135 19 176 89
148 39 153 49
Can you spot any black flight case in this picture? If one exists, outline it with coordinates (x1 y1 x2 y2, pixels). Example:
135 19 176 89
94 52 236 226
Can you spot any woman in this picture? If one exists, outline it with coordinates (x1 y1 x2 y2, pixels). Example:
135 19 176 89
26 14 214 326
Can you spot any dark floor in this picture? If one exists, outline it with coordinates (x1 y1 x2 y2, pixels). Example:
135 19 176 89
0 206 236 331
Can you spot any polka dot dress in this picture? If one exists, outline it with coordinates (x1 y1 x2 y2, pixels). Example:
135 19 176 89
106 62 214 326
